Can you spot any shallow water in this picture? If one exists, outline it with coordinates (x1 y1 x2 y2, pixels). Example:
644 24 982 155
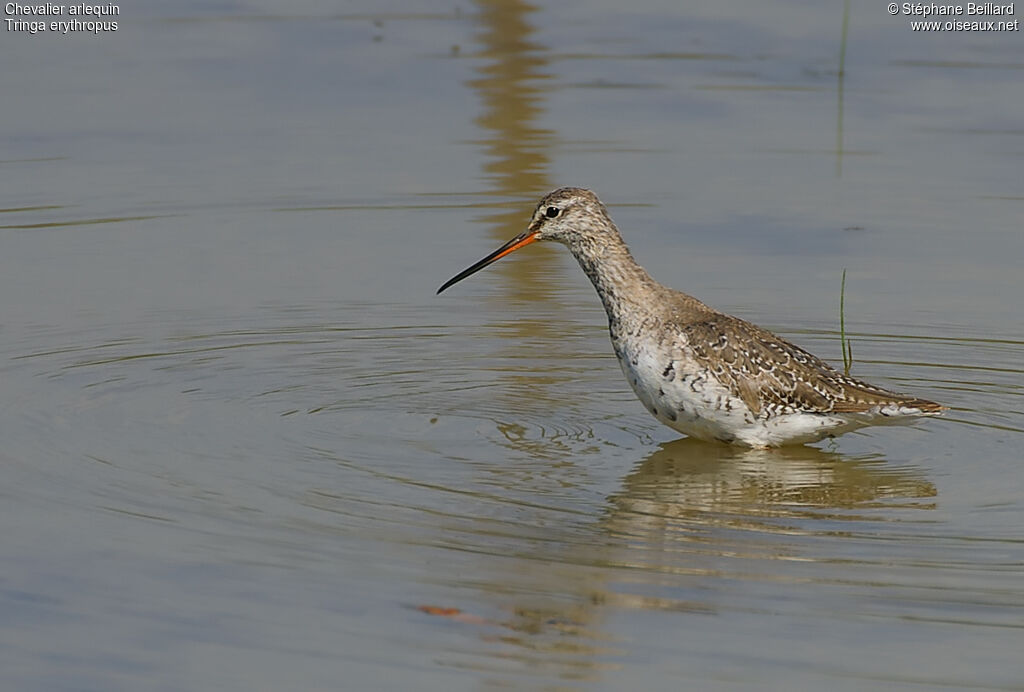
2 1 1023 690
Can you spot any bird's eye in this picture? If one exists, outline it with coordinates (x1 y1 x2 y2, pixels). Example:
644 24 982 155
545 206 560 219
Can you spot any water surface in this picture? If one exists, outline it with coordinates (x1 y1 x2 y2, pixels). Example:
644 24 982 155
2 1 1023 690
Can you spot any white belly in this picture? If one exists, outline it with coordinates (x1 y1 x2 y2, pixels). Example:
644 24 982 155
615 343 855 447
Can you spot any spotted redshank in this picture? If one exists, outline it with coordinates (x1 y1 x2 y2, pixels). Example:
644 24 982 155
438 187 944 447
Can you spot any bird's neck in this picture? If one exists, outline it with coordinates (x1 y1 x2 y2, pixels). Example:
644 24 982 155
566 234 662 326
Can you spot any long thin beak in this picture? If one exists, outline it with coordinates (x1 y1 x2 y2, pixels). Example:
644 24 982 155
436 229 539 294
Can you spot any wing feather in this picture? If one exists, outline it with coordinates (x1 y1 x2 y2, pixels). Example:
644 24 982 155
676 315 937 416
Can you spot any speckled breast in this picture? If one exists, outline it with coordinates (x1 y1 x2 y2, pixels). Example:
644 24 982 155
612 337 758 444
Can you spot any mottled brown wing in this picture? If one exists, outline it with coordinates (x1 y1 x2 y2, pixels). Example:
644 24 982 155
678 315 931 416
